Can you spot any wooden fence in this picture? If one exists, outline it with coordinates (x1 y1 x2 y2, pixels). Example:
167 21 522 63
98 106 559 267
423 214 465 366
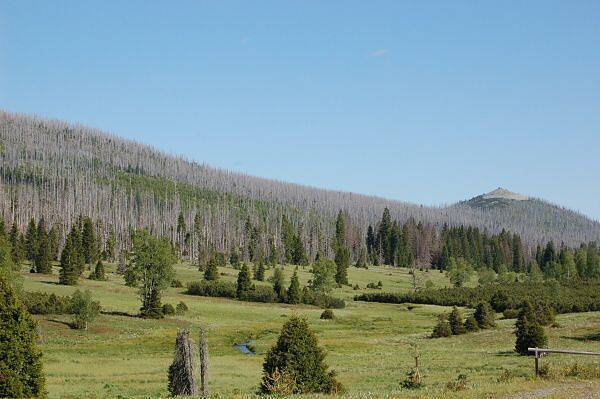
528 347 600 376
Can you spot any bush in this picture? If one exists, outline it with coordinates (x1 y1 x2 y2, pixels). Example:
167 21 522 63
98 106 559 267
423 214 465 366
302 290 345 309
355 279 600 315
474 301 496 328
247 285 278 303
446 374 468 391
448 306 466 335
175 301 188 314
366 281 382 289
503 308 519 319
187 280 236 298
261 316 343 394
162 303 176 316
0 277 45 398
320 309 335 320
400 369 423 390
464 315 479 332
70 289 101 330
431 314 452 338
170 279 183 288
23 291 72 314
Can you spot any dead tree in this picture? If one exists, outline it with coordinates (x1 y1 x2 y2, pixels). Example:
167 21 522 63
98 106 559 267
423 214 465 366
168 329 197 396
199 325 209 396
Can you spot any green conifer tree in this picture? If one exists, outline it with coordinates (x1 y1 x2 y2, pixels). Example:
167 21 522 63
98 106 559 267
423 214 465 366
24 218 37 262
515 301 548 355
203 253 219 281
448 306 466 335
236 264 253 300
287 268 301 304
0 277 45 397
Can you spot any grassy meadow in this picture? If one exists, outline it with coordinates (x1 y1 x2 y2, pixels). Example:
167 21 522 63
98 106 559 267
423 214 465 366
19 262 600 398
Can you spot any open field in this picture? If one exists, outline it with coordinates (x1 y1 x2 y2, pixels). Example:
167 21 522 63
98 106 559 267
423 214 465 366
20 263 600 399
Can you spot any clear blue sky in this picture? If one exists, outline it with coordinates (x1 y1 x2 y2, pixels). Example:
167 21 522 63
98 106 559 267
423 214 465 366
1 1 599 219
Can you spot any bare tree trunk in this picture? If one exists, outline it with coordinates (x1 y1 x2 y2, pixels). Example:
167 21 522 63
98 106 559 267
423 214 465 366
199 325 209 397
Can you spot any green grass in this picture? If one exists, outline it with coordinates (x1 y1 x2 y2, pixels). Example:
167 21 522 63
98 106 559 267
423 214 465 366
19 262 600 398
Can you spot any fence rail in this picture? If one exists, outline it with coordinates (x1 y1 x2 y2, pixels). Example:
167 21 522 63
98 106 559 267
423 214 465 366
528 347 600 376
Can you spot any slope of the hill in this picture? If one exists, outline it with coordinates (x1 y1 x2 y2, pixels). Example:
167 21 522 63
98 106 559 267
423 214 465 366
1 111 599 254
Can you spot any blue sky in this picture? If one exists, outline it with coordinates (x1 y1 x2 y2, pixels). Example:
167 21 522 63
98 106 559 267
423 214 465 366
1 1 599 219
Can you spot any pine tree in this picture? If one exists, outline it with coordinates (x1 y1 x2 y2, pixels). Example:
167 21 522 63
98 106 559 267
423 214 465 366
254 261 266 281
448 306 466 335
59 237 79 285
9 221 24 267
236 263 253 300
24 218 37 262
261 316 342 394
204 253 219 281
229 247 240 269
287 268 301 304
515 301 548 355
272 267 286 300
104 230 116 261
48 225 59 261
464 315 479 332
431 314 452 338
34 230 52 274
474 302 496 329
81 217 98 264
268 237 279 266
89 260 106 281
0 277 45 397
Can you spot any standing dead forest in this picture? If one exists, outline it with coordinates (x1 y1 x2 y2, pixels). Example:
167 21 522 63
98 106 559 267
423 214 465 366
1 111 600 398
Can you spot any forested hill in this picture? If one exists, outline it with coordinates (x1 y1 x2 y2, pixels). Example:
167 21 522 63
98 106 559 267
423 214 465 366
1 111 599 260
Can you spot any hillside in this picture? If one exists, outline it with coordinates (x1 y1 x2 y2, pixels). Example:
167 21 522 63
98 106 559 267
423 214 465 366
1 111 599 258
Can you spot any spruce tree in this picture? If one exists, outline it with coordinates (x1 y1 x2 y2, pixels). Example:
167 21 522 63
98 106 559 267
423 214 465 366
59 237 79 285
81 217 98 264
333 210 350 285
474 302 496 329
89 260 106 281
287 267 301 304
464 315 479 332
24 218 37 262
261 316 342 394
448 306 466 335
47 225 59 261
515 301 548 355
204 254 219 281
431 314 452 338
229 247 240 269
0 277 45 398
34 231 52 274
254 261 266 281
236 264 252 300
9 222 24 267
272 267 286 300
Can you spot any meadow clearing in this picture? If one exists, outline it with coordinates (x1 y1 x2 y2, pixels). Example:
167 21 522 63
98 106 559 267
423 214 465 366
20 263 600 399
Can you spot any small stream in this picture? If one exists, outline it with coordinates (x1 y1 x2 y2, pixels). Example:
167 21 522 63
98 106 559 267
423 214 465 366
233 340 254 355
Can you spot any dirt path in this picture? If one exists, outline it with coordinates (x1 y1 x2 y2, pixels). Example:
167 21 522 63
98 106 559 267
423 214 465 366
502 381 600 399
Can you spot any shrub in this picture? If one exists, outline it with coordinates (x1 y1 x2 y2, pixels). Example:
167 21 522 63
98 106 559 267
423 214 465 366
89 260 107 281
355 279 600 315
0 277 45 398
474 302 496 328
187 280 236 298
353 284 360 290
366 281 383 289
320 309 335 320
70 289 101 330
400 369 423 390
464 315 479 332
247 285 278 303
175 301 188 314
431 314 452 338
170 279 183 288
24 291 71 314
162 303 176 316
260 316 343 394
535 302 556 326
448 306 466 335
302 290 345 309
446 374 468 391
503 308 519 319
